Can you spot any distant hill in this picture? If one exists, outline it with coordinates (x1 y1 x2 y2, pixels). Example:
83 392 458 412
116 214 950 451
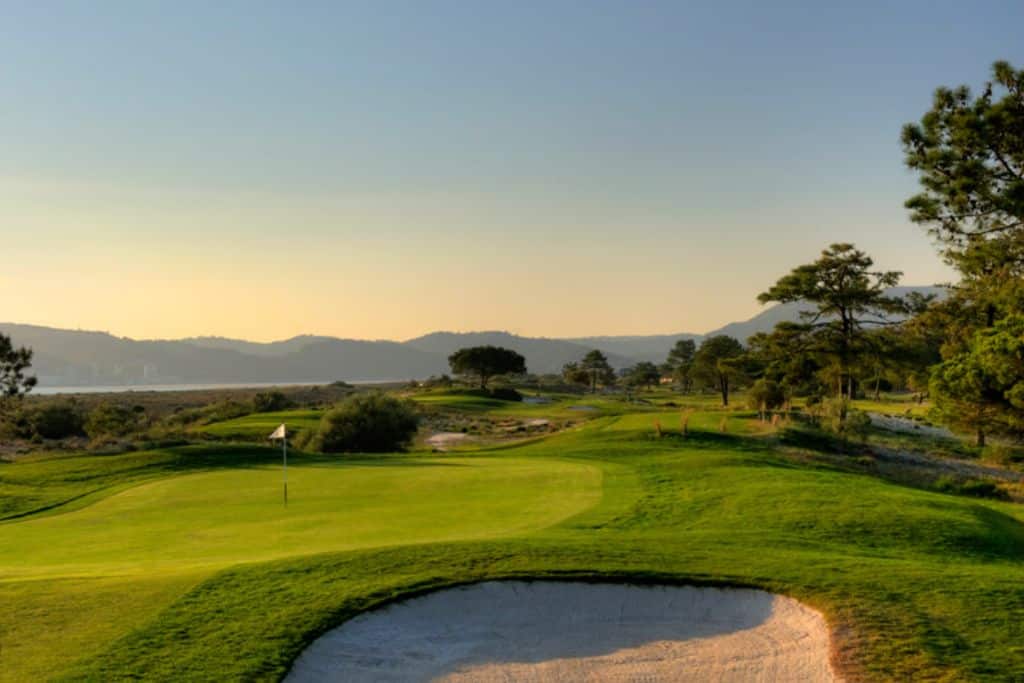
404 331 636 374
181 335 338 357
1 286 942 388
0 324 444 387
563 333 701 363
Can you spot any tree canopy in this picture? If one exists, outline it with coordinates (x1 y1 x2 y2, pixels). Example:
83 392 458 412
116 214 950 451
902 61 1024 253
0 333 36 411
903 60 1024 333
622 361 660 390
664 339 697 391
693 335 745 406
578 349 616 393
930 314 1024 446
758 243 907 399
447 346 527 389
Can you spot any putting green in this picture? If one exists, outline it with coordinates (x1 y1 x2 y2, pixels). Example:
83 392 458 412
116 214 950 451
0 456 602 580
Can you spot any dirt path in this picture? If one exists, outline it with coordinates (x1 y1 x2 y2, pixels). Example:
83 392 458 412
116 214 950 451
286 581 837 682
868 413 1024 483
870 444 1024 483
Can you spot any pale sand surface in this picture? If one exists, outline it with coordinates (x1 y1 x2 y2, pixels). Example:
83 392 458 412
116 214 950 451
426 432 471 450
286 581 837 682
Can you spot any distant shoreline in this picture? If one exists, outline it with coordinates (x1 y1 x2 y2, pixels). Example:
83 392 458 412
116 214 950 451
33 379 403 396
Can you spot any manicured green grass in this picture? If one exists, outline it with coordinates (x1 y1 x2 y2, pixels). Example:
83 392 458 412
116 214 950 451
195 409 322 440
2 394 1023 681
0 455 600 580
853 393 932 419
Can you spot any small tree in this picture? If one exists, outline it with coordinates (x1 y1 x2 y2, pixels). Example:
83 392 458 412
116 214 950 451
664 339 697 392
561 362 591 390
746 379 786 414
0 333 37 412
316 393 420 453
579 349 616 393
448 346 527 390
623 361 660 391
693 335 745 406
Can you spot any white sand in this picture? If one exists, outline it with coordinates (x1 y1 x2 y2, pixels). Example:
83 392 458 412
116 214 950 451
286 581 838 682
426 432 470 450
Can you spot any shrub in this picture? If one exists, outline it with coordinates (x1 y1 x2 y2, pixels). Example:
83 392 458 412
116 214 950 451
252 391 294 413
746 379 786 412
489 387 523 402
982 444 1019 466
820 398 872 444
85 403 143 439
202 400 252 424
935 476 1009 500
30 402 85 440
315 393 419 453
845 409 872 440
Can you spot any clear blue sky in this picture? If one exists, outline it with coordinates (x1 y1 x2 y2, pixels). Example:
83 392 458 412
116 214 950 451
3 1 1022 340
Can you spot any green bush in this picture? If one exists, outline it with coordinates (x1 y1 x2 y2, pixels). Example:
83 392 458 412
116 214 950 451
252 391 294 413
30 402 85 440
934 476 1009 500
202 400 252 424
489 387 523 402
85 403 144 439
820 398 871 443
315 393 420 453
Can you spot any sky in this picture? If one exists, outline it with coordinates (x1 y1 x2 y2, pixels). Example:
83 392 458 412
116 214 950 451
3 1 1023 342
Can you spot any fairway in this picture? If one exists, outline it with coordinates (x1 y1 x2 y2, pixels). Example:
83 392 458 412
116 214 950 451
3 399 1024 681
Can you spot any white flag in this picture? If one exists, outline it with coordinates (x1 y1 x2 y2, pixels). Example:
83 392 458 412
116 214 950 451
269 424 286 440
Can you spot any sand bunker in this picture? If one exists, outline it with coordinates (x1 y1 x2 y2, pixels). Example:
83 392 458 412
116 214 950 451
286 581 837 682
426 432 471 451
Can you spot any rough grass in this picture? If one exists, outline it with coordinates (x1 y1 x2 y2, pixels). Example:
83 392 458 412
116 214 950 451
2 392 1024 681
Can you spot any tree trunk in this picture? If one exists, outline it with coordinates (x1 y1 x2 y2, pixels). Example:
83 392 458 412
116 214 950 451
977 428 986 448
720 375 729 406
873 375 881 401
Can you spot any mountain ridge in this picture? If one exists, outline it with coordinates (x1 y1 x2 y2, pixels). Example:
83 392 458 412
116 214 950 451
1 286 942 387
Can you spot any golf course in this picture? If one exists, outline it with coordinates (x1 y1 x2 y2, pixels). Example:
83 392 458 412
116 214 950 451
3 391 1023 681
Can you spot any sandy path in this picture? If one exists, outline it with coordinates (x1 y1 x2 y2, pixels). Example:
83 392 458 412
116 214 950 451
286 581 837 682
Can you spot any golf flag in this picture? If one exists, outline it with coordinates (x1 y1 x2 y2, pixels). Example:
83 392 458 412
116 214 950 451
269 424 288 506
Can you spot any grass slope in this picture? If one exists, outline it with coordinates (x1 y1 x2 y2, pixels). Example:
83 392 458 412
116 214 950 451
2 395 1023 681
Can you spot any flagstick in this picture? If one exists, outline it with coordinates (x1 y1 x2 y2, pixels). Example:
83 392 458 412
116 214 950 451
283 435 288 507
